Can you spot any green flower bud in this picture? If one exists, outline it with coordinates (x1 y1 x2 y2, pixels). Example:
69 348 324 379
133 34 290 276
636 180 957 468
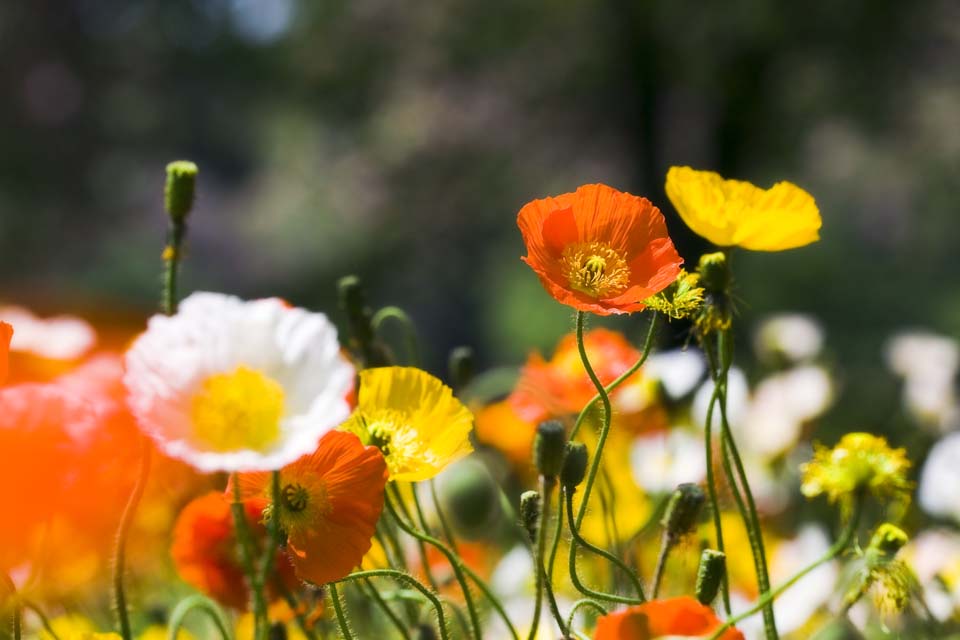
164 160 198 222
533 420 566 478
661 483 705 540
448 346 475 390
338 275 368 320
697 251 731 294
560 442 588 489
519 490 541 543
695 549 726 605
439 459 500 540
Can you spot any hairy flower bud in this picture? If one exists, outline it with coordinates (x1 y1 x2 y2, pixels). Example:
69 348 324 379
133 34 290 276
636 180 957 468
661 483 705 540
164 160 198 222
695 549 726 605
560 442 588 489
697 252 731 295
448 346 475 390
533 420 566 478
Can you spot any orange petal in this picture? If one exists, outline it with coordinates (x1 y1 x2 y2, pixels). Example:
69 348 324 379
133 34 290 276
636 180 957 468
0 322 11 385
593 597 744 640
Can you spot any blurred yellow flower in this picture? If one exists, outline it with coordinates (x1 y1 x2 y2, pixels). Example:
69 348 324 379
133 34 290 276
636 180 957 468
341 367 474 482
665 166 821 251
801 432 912 504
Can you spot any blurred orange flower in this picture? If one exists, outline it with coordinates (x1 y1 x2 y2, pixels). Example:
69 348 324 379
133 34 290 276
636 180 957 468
593 597 744 639
237 430 387 585
517 183 682 315
0 321 11 384
171 491 297 610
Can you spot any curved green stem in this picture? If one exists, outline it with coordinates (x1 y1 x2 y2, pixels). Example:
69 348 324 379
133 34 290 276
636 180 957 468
257 472 283 595
372 306 421 367
528 478 562 640
564 598 607 635
391 484 440 593
708 496 864 640
566 489 644 604
715 361 778 640
329 583 354 640
362 578 411 640
430 479 460 555
167 595 231 640
703 387 732 614
113 437 152 640
385 489 481 640
333 570 450 640
569 313 659 442
459 563 519 640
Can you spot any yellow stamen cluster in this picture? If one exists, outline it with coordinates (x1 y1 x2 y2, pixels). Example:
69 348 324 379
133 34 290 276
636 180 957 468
274 474 331 535
800 432 912 505
190 365 285 452
560 241 630 298
644 269 705 320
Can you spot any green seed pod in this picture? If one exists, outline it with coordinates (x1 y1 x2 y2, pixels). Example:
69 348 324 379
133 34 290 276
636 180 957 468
695 549 726 605
533 420 566 478
560 442 589 489
439 458 500 540
164 160 198 222
661 483 705 540
519 490 541 543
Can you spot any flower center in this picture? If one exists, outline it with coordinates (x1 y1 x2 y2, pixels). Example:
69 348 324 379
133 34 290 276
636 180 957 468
560 242 630 298
282 483 310 512
190 365 285 453
275 476 331 534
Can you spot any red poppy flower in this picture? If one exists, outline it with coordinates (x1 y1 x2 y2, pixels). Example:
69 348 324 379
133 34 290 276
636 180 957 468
518 183 683 315
594 597 744 640
237 430 388 585
171 491 298 610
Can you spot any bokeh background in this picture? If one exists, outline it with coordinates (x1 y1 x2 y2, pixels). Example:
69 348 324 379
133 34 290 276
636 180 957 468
2 0 958 431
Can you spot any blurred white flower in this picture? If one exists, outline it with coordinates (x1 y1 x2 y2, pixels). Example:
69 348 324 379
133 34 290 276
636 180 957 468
885 331 959 431
919 432 960 522
644 348 706 399
754 313 824 364
629 428 705 493
740 366 834 458
732 526 838 639
0 305 96 360
904 529 960 621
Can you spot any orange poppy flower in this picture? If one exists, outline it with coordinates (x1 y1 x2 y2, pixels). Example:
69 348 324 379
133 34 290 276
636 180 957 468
237 430 388 585
517 183 683 315
593 597 744 640
0 321 11 384
172 491 297 610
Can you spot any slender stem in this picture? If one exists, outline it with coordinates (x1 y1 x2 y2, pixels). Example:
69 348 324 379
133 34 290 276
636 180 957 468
566 489 644 604
545 484 565 584
716 358 778 640
276 583 319 640
651 533 673 599
703 387 732 614
257 472 283 597
528 477 557 640
371 306 421 367
113 437 152 640
161 220 185 316
707 496 864 640
2 574 21 640
390 484 440 593
362 578 411 640
167 594 231 640
385 490 482 640
565 599 607 635
333 570 450 640
329 583 354 640
569 313 659 442
430 479 460 555
459 563 520 640
230 475 267 639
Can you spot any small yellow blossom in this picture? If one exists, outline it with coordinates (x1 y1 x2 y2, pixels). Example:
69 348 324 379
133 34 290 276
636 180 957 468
800 432 912 504
665 166 821 251
341 366 474 482
643 269 705 321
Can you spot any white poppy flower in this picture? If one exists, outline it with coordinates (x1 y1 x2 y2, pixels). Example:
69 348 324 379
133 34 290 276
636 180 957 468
124 292 354 472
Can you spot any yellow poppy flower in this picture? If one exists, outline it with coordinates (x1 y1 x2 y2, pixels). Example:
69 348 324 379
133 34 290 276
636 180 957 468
665 166 821 251
341 366 474 482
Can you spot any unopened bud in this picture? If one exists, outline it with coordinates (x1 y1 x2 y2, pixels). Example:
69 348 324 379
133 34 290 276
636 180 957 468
533 420 566 478
448 346 475 390
338 275 368 320
695 549 726 605
440 459 500 540
560 442 588 489
662 483 705 540
520 490 541 543
697 252 731 294
164 160 198 222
